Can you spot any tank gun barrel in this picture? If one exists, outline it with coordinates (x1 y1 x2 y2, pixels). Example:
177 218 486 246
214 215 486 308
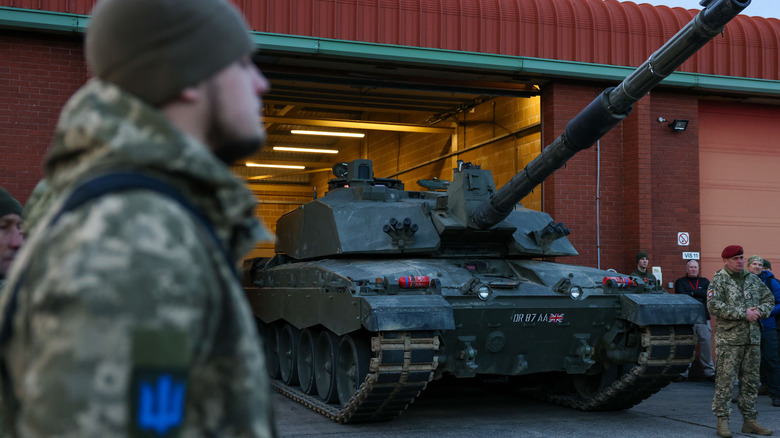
471 0 750 229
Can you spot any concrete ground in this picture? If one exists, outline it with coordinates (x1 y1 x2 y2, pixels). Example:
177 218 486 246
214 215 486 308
273 378 780 437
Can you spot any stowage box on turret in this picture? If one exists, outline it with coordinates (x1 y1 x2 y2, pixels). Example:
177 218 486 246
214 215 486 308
243 0 750 423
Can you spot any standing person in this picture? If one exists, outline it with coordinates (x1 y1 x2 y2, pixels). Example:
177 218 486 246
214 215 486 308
631 251 658 285
675 259 715 381
708 246 775 437
0 0 276 437
0 186 24 292
754 258 780 407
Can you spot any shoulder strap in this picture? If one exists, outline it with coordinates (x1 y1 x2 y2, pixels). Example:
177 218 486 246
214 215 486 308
52 172 220 244
0 172 233 345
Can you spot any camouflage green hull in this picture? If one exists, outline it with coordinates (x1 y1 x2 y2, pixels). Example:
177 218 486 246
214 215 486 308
246 0 751 421
245 257 701 422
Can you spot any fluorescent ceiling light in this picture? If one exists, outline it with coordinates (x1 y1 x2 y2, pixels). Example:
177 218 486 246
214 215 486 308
291 129 365 138
273 146 339 154
245 162 305 169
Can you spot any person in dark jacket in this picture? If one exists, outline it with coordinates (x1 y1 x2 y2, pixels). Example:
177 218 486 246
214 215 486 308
675 259 715 380
753 257 780 407
631 251 657 285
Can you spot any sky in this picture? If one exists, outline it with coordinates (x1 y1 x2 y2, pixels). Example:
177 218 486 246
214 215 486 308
617 0 779 20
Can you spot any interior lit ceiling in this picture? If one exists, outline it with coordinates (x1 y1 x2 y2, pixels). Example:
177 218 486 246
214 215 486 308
236 53 542 185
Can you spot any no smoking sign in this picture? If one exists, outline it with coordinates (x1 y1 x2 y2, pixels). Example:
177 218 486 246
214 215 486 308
677 232 689 246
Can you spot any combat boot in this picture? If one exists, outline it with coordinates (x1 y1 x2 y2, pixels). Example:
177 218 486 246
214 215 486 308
717 417 732 438
742 419 773 436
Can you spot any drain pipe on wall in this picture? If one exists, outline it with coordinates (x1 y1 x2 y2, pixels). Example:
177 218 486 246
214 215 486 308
596 139 601 270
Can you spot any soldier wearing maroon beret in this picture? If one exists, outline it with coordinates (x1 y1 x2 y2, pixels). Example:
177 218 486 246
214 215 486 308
721 245 744 259
708 244 775 437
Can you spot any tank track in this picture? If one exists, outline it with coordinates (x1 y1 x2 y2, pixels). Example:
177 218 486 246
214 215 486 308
529 325 696 411
272 331 439 423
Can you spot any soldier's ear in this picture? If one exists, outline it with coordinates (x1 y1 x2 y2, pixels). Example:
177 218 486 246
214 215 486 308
178 86 201 103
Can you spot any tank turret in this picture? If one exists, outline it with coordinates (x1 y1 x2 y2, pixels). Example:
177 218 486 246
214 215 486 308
246 0 749 425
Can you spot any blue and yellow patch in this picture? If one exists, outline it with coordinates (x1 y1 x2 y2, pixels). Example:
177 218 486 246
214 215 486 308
130 369 187 437
130 328 192 438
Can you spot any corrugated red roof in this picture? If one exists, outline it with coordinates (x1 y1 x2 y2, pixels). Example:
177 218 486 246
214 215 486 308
2 0 778 80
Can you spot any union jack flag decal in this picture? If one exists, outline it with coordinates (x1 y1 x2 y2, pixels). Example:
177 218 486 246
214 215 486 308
549 313 564 323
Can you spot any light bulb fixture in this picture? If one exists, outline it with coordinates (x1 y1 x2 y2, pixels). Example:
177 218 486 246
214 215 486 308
669 119 689 132
291 129 365 138
657 117 689 132
273 146 339 154
245 162 305 169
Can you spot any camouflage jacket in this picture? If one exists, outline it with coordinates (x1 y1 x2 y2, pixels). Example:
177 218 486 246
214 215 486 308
707 268 774 346
0 80 275 437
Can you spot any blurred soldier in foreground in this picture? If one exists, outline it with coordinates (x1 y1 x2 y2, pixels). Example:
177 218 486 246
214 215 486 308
708 246 774 437
0 187 24 292
0 0 276 437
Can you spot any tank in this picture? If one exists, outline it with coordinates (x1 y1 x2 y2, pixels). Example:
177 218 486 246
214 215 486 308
244 0 749 423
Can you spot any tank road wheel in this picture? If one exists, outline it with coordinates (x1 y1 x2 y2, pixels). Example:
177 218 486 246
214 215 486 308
315 331 340 403
335 334 372 407
265 324 281 379
279 323 300 385
297 328 318 394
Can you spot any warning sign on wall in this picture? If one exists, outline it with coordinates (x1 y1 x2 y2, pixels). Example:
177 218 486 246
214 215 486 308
677 232 690 246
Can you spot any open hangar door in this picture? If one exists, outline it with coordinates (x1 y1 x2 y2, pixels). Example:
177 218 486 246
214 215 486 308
700 100 780 278
238 52 544 258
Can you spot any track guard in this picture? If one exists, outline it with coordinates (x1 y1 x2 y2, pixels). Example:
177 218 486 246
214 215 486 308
362 295 455 331
619 293 705 326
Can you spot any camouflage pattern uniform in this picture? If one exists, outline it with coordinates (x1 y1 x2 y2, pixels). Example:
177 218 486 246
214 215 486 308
708 267 775 420
21 178 54 238
0 79 275 437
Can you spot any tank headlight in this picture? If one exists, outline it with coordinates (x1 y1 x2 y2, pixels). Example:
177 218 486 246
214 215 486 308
477 285 492 301
569 285 583 300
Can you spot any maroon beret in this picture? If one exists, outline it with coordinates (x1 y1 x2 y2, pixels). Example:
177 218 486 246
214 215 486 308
721 245 744 259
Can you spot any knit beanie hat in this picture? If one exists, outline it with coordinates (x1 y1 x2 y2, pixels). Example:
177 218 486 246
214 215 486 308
764 259 772 269
0 187 23 218
748 255 763 266
85 0 254 106
636 251 649 263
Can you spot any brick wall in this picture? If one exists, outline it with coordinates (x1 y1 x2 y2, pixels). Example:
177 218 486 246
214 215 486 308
540 82 701 283
0 30 87 202
649 91 700 289
542 82 612 268
1 31 703 272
